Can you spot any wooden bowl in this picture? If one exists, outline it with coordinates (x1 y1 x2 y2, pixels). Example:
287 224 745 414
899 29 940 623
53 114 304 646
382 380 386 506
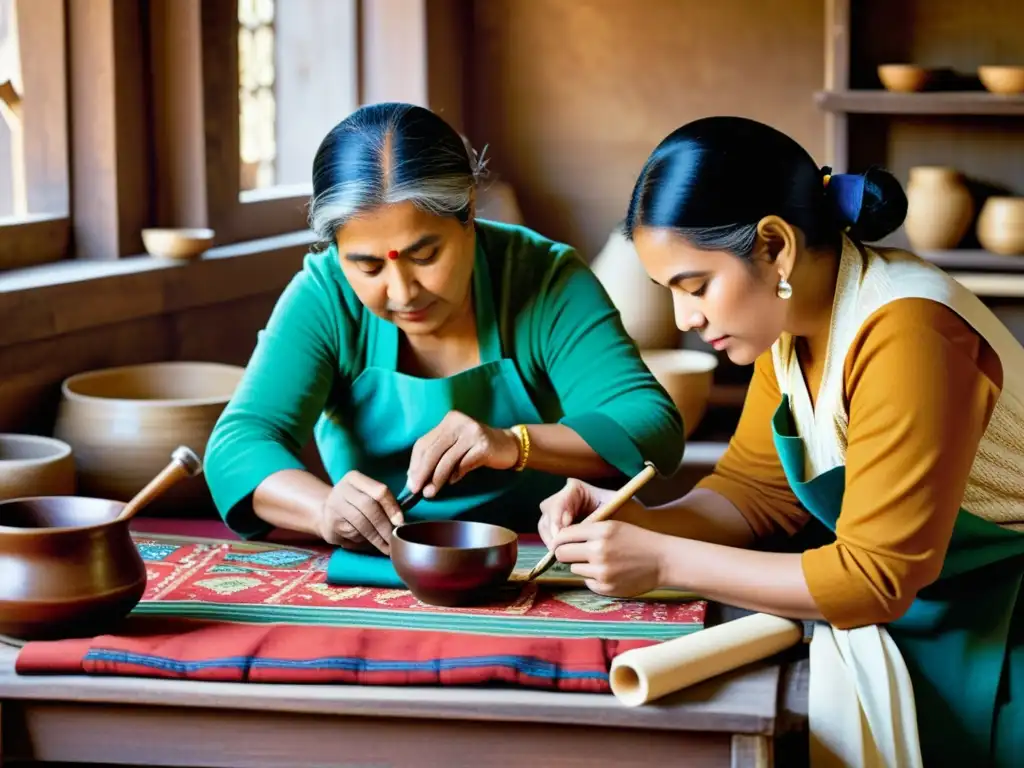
0 434 75 501
0 496 146 640
53 361 244 516
978 66 1024 95
877 64 934 93
141 227 215 261
640 350 719 438
391 520 518 607
977 197 1024 256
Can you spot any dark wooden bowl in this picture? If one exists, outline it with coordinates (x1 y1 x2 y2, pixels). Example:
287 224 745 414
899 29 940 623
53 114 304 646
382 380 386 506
391 520 518 607
0 496 147 640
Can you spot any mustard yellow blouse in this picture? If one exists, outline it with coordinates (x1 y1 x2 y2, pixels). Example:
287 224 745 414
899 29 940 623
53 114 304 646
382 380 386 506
696 297 1003 628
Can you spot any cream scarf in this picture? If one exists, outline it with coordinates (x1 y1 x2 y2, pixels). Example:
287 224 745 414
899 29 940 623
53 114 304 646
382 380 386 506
771 236 1024 767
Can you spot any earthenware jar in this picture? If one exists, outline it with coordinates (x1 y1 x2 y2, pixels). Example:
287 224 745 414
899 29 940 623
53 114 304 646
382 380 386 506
0 434 76 501
590 227 678 349
976 197 1024 256
0 496 146 640
53 361 244 516
904 166 974 251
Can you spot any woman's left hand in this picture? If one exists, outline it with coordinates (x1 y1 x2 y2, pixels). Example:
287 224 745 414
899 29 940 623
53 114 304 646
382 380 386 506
406 410 521 497
553 521 667 597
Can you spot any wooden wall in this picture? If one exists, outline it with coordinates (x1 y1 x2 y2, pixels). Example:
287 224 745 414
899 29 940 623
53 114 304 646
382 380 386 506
0 292 279 434
465 0 828 258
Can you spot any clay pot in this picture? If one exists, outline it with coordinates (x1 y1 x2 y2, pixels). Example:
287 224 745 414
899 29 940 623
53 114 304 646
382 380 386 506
640 350 719 438
53 361 244 516
476 180 525 226
391 520 518 607
0 496 146 640
977 197 1024 256
591 227 678 349
904 167 974 251
0 434 76 501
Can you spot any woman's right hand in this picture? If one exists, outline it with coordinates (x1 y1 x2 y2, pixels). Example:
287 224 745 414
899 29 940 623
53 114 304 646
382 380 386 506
538 479 647 550
318 470 404 554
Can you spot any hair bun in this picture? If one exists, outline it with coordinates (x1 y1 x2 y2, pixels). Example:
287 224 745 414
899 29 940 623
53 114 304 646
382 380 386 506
826 166 908 242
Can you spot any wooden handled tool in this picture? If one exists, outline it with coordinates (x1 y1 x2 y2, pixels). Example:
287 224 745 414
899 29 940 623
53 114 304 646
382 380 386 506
525 461 658 581
115 446 203 522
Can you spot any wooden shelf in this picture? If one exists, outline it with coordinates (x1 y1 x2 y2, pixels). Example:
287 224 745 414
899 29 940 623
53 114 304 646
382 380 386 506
816 90 1024 116
920 249 1024 273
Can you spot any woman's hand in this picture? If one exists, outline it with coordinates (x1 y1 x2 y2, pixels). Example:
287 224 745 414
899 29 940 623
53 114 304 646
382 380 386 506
406 410 521 497
318 470 404 554
537 479 647 550
552 520 667 597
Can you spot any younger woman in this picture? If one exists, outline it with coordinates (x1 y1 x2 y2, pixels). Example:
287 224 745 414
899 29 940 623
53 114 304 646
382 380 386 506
541 116 1024 767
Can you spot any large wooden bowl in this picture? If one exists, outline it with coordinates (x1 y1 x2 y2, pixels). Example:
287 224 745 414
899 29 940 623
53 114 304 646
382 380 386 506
53 361 244 516
391 520 518 607
641 350 719 438
0 496 146 640
0 434 76 501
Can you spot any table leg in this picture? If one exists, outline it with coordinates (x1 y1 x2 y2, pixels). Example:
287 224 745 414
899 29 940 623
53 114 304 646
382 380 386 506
731 734 771 768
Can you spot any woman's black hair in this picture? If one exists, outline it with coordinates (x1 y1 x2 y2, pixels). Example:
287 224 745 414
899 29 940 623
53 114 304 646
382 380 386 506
308 102 487 242
623 116 907 257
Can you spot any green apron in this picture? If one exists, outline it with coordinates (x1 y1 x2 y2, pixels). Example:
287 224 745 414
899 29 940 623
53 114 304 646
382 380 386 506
323 249 565 586
772 396 1024 766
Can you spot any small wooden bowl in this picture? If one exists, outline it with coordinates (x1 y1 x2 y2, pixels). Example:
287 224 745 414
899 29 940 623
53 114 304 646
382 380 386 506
391 520 518 607
0 496 146 640
978 66 1024 95
141 227 215 261
0 434 76 501
877 64 934 93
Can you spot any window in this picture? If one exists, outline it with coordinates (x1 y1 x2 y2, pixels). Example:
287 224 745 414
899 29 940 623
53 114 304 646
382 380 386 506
0 0 69 269
187 0 359 245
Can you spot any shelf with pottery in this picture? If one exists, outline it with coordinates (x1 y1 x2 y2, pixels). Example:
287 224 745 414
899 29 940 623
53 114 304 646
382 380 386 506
815 90 1024 116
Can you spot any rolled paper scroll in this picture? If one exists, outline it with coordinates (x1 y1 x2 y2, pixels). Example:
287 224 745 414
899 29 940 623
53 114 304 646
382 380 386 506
609 612 804 706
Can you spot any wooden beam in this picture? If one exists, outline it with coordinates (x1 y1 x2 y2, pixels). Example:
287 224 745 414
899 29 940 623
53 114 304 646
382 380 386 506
148 0 208 228
67 0 151 260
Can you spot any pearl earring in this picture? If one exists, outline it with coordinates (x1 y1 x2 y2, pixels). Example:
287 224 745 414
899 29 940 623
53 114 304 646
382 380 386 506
776 276 793 300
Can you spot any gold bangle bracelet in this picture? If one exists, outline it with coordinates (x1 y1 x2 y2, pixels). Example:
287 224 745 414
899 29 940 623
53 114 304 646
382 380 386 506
512 424 531 471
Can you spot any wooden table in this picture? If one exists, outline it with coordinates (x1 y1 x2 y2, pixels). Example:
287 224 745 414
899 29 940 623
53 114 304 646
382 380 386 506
0 640 807 768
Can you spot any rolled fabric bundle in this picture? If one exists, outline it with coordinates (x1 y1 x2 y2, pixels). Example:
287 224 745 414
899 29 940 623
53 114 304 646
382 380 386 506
609 612 804 706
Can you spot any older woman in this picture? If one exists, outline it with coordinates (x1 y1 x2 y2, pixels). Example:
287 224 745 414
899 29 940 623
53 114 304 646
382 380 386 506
205 102 683 556
540 116 1024 767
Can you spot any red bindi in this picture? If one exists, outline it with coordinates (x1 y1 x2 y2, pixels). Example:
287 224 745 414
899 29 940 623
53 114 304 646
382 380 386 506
387 250 399 261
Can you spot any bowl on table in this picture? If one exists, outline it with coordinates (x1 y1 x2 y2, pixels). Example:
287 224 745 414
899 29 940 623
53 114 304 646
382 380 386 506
390 520 519 607
0 433 76 501
0 496 146 641
53 361 244 516
877 64 935 93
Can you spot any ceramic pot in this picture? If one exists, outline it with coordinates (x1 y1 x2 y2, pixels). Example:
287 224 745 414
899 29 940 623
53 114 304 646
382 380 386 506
391 520 518 607
0 496 146 640
640 350 719 438
904 167 974 251
978 66 1024 95
0 434 75 501
977 197 1024 256
53 361 244 516
591 227 678 349
877 64 934 93
476 180 525 226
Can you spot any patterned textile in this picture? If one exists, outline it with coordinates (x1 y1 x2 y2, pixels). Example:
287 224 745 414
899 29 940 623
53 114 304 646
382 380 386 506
133 534 706 640
15 531 706 691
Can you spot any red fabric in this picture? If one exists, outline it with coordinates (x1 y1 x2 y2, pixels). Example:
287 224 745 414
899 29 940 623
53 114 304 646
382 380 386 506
16 619 653 692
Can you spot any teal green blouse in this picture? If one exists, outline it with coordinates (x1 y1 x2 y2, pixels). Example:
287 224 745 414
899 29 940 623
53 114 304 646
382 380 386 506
205 219 685 536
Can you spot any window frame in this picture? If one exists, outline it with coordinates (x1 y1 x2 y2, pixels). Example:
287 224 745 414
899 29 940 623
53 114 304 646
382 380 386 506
0 0 71 270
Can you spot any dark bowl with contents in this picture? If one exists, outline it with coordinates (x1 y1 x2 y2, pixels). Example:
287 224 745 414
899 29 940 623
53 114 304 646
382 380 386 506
0 496 147 640
390 520 518 607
